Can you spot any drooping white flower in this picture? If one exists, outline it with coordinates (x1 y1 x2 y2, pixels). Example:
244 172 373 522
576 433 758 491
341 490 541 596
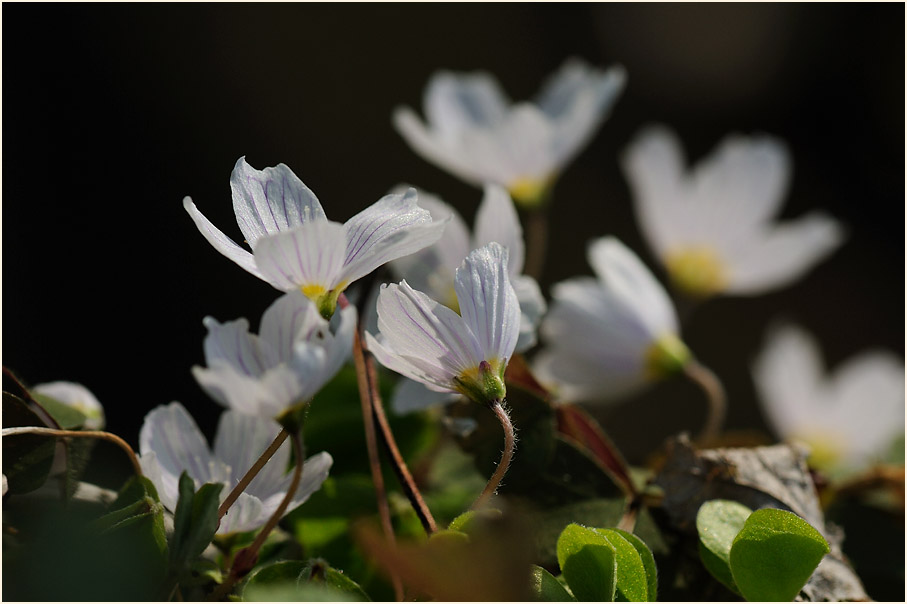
621 125 845 298
192 290 355 420
139 402 332 535
32 381 105 430
365 242 521 406
394 58 626 208
753 323 905 472
533 236 690 403
184 157 445 317
387 184 546 412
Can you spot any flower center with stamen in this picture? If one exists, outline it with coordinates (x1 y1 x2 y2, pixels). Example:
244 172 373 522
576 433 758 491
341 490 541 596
664 246 728 298
793 431 846 472
644 333 691 380
300 282 347 319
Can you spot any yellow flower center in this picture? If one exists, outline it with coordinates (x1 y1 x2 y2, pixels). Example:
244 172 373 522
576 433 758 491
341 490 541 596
644 333 691 380
508 175 555 209
664 246 728 298
792 431 846 472
300 281 348 319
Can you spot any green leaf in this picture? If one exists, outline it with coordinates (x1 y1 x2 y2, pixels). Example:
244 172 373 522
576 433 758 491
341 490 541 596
729 508 830 601
243 559 368 602
447 508 503 534
695 499 752 593
594 529 649 602
530 565 576 601
428 528 471 546
2 391 56 494
556 523 617 602
169 472 223 568
608 529 658 601
528 498 627 568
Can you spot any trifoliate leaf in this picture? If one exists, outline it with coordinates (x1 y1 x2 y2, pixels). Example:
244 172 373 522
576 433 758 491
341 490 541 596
695 499 752 593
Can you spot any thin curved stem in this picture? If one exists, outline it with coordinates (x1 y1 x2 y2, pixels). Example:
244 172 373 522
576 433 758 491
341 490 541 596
217 429 289 521
685 360 727 445
472 401 516 509
2 426 143 477
209 431 305 601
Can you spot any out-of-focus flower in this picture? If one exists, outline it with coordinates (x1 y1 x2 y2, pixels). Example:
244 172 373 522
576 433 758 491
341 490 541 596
387 184 545 413
192 290 355 421
534 236 690 403
366 243 520 406
394 58 626 208
753 323 905 472
184 157 445 318
139 402 332 535
32 381 105 430
622 125 845 298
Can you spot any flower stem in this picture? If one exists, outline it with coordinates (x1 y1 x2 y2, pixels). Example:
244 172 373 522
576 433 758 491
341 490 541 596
209 430 305 601
472 401 516 509
684 360 727 445
524 207 550 281
1 426 143 477
217 429 289 521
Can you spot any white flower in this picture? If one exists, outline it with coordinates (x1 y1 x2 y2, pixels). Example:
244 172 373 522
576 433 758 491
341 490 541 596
139 402 332 535
192 290 355 420
394 58 626 207
32 381 105 430
387 184 546 413
621 125 845 298
365 242 521 406
184 157 445 317
753 323 905 472
533 236 690 403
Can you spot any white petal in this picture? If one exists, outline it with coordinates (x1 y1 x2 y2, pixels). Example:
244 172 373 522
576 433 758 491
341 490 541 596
259 291 326 363
192 361 297 418
289 304 356 402
511 274 547 353
723 212 845 295
492 104 557 182
32 381 105 430
340 188 446 286
536 60 626 169
230 157 327 248
212 410 289 499
286 451 333 512
389 186 469 303
201 317 275 379
365 332 455 392
374 281 482 379
139 450 177 511
454 242 520 363
217 492 265 535
391 377 460 414
183 197 267 280
533 346 646 404
393 107 488 186
586 237 678 337
253 220 348 292
473 184 524 276
621 126 692 257
752 323 826 438
138 403 214 508
424 70 510 134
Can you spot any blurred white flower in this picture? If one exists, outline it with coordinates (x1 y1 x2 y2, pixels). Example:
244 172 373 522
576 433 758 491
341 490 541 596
387 184 546 413
753 323 905 472
184 157 445 317
139 402 332 535
32 381 105 430
394 58 626 207
366 242 521 406
622 125 845 298
192 290 355 420
534 236 690 403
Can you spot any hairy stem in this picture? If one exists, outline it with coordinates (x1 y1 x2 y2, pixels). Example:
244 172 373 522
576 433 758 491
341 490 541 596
209 431 304 601
472 401 516 509
218 429 289 521
685 360 727 445
2 426 143 477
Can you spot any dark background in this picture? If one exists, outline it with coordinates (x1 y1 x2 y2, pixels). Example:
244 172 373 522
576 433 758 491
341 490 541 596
3 4 904 465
